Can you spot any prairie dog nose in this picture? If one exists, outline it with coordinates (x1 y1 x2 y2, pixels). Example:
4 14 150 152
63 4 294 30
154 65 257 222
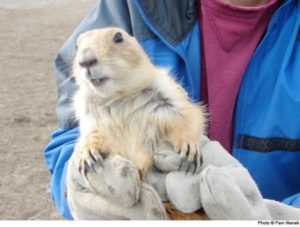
79 48 98 68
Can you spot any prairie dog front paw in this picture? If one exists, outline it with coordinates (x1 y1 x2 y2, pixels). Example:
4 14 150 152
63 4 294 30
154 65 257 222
78 131 110 178
175 141 202 174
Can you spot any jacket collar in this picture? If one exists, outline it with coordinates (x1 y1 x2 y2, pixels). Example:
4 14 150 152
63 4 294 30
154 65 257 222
137 0 199 46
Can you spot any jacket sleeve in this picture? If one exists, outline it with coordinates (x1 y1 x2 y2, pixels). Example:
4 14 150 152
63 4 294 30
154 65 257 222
44 128 79 219
283 193 300 207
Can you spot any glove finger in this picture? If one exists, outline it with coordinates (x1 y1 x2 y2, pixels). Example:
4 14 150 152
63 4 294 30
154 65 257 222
165 172 202 213
199 165 271 220
129 182 169 220
145 167 168 201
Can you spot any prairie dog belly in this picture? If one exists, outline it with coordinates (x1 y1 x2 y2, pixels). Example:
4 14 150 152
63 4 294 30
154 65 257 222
78 84 186 175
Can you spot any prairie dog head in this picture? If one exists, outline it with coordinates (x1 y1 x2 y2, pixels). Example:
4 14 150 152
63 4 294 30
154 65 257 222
73 27 155 98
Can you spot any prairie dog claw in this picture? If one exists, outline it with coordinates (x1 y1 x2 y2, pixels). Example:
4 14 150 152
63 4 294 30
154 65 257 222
79 147 108 177
176 141 202 174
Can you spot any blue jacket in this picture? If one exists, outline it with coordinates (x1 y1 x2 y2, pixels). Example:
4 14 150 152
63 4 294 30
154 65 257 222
44 0 300 219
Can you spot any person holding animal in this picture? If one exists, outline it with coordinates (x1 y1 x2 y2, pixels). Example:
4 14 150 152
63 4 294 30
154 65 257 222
44 0 300 220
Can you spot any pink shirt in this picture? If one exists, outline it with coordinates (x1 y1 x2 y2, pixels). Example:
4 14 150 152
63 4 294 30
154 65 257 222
199 0 279 152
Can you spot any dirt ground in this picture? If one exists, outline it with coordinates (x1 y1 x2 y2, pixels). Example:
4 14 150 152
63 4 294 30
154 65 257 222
0 0 98 220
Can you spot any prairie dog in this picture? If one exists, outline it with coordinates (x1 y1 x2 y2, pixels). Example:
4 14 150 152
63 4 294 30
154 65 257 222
72 27 207 180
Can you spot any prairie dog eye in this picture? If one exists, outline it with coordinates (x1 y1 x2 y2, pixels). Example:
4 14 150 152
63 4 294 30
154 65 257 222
113 32 123 43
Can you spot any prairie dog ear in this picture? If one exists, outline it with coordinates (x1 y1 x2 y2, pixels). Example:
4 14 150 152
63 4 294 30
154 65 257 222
113 32 123 43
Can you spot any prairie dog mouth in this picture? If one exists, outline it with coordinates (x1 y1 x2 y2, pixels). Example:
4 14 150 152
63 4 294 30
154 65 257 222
90 77 109 86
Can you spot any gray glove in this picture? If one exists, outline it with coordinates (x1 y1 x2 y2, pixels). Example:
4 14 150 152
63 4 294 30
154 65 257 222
151 136 300 220
66 145 168 220
67 135 300 220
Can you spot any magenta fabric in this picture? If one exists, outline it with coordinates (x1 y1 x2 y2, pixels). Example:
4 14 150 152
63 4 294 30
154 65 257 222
199 0 279 152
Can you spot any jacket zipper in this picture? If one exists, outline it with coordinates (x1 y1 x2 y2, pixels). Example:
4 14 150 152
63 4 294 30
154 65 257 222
133 0 196 100
232 0 292 156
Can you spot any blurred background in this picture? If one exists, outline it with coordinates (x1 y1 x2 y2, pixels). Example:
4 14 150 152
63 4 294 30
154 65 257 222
0 0 97 220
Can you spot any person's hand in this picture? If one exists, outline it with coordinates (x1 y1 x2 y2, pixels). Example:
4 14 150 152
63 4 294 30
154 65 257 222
66 145 168 220
149 136 272 219
148 135 245 214
151 136 300 219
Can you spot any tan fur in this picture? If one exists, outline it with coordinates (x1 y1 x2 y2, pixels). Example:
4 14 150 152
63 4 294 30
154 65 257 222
72 27 207 219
